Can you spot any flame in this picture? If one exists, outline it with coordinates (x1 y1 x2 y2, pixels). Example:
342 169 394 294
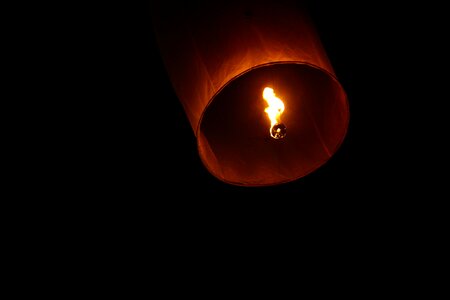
263 87 286 139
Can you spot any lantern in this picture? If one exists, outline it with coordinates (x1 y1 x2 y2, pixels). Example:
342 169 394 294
151 0 349 186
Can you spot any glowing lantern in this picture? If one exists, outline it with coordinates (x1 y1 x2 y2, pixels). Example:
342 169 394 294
151 0 349 186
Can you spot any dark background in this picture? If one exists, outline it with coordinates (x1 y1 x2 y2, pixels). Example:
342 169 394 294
30 1 444 284
23 3 443 287
84 1 441 203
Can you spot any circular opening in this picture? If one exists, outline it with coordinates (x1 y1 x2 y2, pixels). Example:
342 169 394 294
197 63 349 186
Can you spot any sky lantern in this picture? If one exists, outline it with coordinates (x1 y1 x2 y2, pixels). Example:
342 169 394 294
151 0 349 186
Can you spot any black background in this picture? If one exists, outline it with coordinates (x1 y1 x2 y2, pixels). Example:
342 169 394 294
15 3 443 289
7 2 445 291
26 1 445 285
82 1 442 205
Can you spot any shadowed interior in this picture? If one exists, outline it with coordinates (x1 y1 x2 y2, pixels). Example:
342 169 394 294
198 63 348 186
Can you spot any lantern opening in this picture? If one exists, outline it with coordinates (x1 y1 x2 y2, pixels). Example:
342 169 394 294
197 63 348 186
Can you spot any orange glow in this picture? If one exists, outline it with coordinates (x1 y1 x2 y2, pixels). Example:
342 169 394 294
263 87 286 139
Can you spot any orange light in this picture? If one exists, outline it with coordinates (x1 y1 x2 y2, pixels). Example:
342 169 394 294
263 87 286 139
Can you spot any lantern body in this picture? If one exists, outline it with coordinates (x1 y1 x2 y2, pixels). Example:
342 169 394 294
151 0 349 186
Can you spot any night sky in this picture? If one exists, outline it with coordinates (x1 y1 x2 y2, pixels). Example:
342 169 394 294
88 1 439 203
43 2 444 280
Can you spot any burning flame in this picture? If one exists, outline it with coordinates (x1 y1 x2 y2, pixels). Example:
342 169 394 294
263 87 286 139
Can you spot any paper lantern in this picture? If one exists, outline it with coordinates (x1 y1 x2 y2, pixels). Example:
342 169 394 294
151 0 349 186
